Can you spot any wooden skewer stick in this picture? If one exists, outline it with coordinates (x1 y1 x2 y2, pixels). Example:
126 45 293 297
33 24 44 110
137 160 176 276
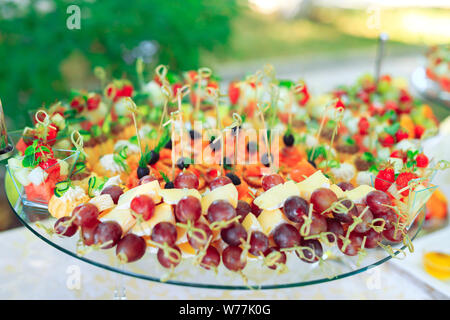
194 67 212 122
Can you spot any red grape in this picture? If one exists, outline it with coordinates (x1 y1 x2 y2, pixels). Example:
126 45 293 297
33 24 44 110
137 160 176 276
220 223 247 246
207 200 236 223
157 245 181 268
138 175 158 185
200 246 221 270
151 222 177 246
236 200 251 223
101 185 124 204
383 225 404 243
130 195 155 221
72 203 99 228
209 176 232 190
362 229 382 248
306 213 328 236
283 196 309 223
174 171 199 189
354 204 374 234
263 247 287 270
365 190 392 216
326 218 344 243
249 231 269 256
262 174 284 191
250 201 262 217
310 188 338 214
273 223 301 248
187 222 212 249
94 221 123 249
337 181 354 191
297 239 323 263
222 246 246 271
337 233 363 256
175 196 202 222
332 199 358 224
54 216 78 237
81 219 100 246
116 234 147 263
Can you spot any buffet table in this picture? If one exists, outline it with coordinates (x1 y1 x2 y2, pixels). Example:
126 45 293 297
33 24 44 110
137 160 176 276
0 225 446 300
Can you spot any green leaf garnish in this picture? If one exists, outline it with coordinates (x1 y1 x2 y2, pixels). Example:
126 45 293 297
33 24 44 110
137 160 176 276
159 171 171 184
384 123 400 136
154 129 171 153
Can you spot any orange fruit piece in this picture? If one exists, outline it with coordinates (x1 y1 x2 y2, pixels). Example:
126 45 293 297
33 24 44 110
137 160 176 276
423 252 450 280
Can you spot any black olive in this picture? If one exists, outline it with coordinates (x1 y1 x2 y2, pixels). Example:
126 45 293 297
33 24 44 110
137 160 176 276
308 159 317 168
246 141 257 154
283 133 294 147
137 166 150 179
189 129 201 140
176 157 190 170
164 181 175 189
164 139 172 149
226 173 241 186
147 150 160 165
261 153 272 167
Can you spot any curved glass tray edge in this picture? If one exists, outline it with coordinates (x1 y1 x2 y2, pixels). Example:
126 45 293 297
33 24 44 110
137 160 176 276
5 173 425 290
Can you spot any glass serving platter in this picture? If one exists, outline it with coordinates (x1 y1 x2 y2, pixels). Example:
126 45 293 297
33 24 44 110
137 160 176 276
5 172 428 290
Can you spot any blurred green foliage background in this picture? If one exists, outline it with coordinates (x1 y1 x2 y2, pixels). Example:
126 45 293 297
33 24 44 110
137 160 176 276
0 0 237 128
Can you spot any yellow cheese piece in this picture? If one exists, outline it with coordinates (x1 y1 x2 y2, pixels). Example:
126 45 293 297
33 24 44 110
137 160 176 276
201 183 238 214
100 208 136 234
117 180 161 208
158 188 201 205
344 185 375 203
131 202 175 236
330 184 345 199
89 194 115 212
242 213 263 232
297 170 330 200
253 180 300 210
257 209 287 235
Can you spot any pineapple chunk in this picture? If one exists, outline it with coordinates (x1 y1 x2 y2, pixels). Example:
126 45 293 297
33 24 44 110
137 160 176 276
257 209 287 235
117 180 161 209
242 213 263 232
131 202 175 236
330 184 345 199
158 188 201 205
297 170 330 200
201 183 238 214
253 180 299 210
345 185 375 203
89 194 115 212
100 208 136 234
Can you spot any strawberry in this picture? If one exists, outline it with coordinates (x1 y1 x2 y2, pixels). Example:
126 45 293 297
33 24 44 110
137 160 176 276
399 89 412 104
358 117 369 135
34 143 53 163
335 98 345 109
207 81 218 90
390 150 406 163
416 153 429 168
172 83 182 96
379 133 395 147
297 85 310 106
228 81 240 105
120 84 134 97
375 166 395 192
87 94 101 111
70 96 85 112
414 125 425 139
396 172 418 196
385 100 398 113
357 90 370 103
395 129 409 142
154 75 163 86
